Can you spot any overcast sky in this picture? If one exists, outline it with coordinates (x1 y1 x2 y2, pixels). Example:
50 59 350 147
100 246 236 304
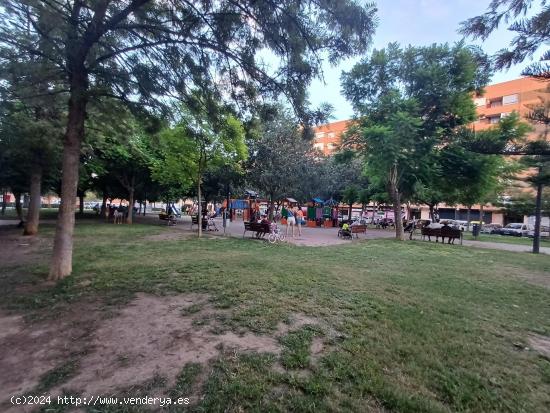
308 0 534 121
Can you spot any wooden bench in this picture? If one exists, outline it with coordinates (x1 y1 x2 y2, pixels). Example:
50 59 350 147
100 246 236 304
159 213 177 226
441 226 462 244
243 222 271 238
350 224 367 238
190 215 199 229
421 226 462 244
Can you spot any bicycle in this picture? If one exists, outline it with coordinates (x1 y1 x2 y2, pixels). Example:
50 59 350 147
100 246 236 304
268 224 286 243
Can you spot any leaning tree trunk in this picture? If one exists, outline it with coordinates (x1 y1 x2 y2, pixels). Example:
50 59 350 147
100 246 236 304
24 166 42 236
49 73 87 281
533 182 543 254
14 191 24 226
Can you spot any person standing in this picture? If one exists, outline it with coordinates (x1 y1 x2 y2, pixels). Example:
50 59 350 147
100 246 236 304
286 206 296 237
296 206 304 237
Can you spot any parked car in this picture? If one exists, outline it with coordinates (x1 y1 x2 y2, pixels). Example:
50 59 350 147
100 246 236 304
527 226 550 238
440 219 466 231
351 217 369 226
500 223 529 237
480 223 503 234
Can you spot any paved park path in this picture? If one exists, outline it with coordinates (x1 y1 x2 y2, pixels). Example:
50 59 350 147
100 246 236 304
2 215 548 255
461 239 550 255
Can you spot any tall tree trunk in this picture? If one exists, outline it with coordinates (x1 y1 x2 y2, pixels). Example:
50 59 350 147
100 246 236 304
143 200 147 216
268 193 274 221
389 165 404 240
49 72 87 281
1 189 7 215
100 194 107 218
479 204 484 232
24 167 42 236
466 206 471 232
14 191 24 226
197 174 202 238
78 192 84 215
533 182 543 254
390 187 404 240
126 184 135 224
348 203 353 221
429 204 435 222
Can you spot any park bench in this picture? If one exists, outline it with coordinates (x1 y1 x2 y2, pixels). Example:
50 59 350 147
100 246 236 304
190 215 199 229
159 212 177 226
421 225 462 244
243 221 271 238
350 224 367 238
441 226 462 244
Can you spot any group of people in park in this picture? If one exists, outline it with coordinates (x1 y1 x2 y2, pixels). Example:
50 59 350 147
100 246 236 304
251 205 305 238
284 206 305 237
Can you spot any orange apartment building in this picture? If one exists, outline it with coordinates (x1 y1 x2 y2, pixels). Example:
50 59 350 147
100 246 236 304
312 119 351 156
313 76 550 224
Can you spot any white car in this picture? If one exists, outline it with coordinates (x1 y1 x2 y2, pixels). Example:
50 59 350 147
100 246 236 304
527 226 550 238
500 223 530 237
440 219 466 231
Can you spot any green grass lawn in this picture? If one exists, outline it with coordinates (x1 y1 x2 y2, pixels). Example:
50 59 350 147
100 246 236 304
2 222 550 412
463 233 550 248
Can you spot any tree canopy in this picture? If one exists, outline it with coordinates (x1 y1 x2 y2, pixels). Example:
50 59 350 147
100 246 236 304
0 0 378 279
341 42 492 239
460 0 550 79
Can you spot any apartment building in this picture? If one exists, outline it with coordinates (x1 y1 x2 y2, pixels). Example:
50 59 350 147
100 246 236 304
473 77 548 138
312 76 550 224
314 77 549 155
312 119 351 156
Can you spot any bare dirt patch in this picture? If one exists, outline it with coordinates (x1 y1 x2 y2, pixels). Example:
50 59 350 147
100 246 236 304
0 227 51 268
0 304 100 409
1 292 334 409
275 313 322 336
58 293 281 396
529 334 550 359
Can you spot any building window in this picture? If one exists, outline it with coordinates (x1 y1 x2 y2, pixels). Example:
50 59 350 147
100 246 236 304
500 112 511 118
502 94 518 105
474 97 486 107
489 99 503 108
328 132 335 138
315 132 325 139
489 116 500 124
314 143 324 150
